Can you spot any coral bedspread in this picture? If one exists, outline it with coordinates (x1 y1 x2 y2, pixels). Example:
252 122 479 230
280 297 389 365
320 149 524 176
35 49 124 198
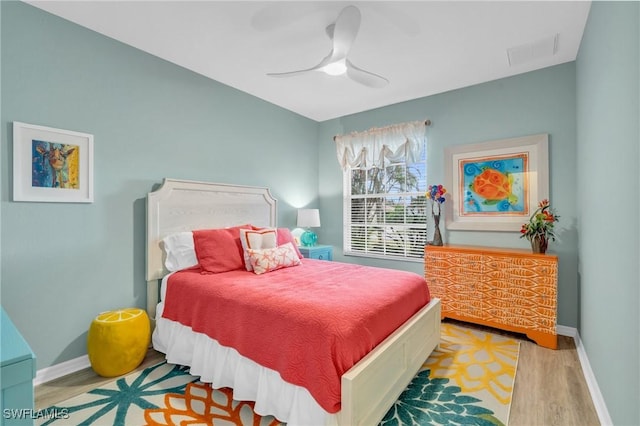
161 259 430 413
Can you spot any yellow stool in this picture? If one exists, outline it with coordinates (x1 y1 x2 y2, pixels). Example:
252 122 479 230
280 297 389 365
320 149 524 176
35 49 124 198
87 308 150 377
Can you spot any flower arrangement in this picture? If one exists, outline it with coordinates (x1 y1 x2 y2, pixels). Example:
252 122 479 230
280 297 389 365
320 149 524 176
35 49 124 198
427 185 447 246
520 199 559 252
427 184 447 216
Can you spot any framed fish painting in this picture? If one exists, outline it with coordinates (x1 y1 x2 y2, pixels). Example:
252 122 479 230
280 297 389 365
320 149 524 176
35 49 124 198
444 134 549 231
13 122 94 203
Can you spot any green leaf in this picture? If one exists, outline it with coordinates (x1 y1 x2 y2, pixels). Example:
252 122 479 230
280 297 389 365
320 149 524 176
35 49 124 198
454 395 482 404
443 402 465 414
438 392 456 402
464 405 494 415
430 403 451 413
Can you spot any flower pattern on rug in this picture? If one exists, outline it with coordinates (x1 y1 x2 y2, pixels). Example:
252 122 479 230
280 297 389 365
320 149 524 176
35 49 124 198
144 381 280 426
39 363 196 425
40 323 519 426
380 370 503 426
424 323 519 405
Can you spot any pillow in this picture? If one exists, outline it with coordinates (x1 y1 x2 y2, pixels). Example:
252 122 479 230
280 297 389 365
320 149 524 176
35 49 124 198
193 225 252 274
161 232 197 272
251 226 304 260
276 228 304 259
240 228 278 271
247 242 301 275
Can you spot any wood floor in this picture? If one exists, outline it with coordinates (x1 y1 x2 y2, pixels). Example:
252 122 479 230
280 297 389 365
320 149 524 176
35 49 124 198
35 322 600 425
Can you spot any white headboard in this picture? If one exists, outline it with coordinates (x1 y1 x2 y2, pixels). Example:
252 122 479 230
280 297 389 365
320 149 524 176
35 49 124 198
145 178 277 318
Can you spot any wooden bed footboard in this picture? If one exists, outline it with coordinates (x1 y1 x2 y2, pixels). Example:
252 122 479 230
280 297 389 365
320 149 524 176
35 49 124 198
340 298 441 425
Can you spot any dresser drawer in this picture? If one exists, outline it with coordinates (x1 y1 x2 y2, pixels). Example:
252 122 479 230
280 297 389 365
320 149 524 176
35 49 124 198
1 359 35 390
299 245 333 261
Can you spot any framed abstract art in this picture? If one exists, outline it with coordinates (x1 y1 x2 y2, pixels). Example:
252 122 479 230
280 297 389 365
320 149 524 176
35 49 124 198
13 121 94 203
444 133 549 231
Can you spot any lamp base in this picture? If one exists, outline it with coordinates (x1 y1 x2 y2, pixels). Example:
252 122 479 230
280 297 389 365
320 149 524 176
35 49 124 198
300 230 318 247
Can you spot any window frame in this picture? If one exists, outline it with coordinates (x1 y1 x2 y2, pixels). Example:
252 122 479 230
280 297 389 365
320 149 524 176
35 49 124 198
342 142 428 262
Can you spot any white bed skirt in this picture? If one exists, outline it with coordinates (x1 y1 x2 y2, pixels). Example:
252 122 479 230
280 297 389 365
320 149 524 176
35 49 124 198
153 301 339 426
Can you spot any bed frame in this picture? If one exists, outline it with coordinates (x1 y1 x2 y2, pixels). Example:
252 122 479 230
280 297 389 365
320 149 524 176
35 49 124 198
146 178 441 426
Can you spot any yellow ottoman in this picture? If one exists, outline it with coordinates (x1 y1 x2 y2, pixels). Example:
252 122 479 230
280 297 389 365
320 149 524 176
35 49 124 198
87 308 150 377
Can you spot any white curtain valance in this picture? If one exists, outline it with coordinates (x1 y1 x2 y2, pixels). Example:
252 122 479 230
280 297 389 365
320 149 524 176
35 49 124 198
334 120 427 171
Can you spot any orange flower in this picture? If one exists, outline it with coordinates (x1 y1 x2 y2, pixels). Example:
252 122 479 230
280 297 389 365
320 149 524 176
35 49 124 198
143 382 281 426
520 200 559 242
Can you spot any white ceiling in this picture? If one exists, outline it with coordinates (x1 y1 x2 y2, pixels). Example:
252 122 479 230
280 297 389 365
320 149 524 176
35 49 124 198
26 1 591 122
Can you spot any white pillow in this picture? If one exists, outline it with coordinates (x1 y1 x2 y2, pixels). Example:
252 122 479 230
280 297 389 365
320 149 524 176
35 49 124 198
247 242 301 275
161 232 197 272
240 228 277 271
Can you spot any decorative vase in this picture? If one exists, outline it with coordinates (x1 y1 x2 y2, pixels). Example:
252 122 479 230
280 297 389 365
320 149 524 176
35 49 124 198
531 235 548 254
432 214 443 246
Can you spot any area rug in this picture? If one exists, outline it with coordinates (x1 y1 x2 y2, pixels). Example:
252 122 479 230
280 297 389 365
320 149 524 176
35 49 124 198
38 322 519 426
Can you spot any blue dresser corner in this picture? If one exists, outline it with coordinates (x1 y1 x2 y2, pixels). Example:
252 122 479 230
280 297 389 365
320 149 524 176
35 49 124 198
1 307 36 426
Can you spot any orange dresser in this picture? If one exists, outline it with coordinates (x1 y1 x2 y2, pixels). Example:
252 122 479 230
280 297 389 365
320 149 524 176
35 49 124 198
425 244 558 349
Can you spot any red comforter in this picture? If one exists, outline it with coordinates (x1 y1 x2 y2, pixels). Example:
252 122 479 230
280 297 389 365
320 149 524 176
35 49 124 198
161 259 430 413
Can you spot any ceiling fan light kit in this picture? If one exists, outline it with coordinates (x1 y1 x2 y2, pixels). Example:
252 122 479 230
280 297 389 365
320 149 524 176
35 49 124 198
323 60 348 76
267 5 389 88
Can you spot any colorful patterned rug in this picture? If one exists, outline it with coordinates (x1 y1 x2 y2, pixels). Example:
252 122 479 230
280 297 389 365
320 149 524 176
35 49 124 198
38 322 519 426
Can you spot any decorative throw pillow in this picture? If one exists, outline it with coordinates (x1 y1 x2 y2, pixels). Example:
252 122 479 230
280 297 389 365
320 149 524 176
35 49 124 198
161 231 197 272
247 242 301 275
276 228 304 259
251 226 304 260
193 225 252 274
240 228 278 271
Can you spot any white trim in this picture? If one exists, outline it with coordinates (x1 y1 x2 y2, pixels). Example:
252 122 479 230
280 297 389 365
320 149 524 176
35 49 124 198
556 324 577 337
34 355 90 386
557 325 613 426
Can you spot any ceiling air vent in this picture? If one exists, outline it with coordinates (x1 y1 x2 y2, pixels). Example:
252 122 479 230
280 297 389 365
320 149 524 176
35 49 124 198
507 33 559 67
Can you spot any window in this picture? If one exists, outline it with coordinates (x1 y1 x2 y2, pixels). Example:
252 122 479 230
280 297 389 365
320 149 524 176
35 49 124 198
343 141 427 260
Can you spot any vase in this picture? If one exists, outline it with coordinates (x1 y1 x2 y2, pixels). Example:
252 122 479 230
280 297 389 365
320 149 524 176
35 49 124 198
531 235 548 254
432 214 443 246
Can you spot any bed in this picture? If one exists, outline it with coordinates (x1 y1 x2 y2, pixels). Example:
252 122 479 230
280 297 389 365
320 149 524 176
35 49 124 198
146 178 441 425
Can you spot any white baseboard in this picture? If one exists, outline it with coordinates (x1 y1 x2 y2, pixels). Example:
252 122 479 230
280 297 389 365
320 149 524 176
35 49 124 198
34 355 91 386
557 325 613 426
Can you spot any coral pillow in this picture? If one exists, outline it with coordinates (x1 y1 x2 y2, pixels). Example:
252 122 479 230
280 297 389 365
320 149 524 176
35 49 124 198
193 225 252 274
276 228 304 259
247 242 301 275
240 228 278 271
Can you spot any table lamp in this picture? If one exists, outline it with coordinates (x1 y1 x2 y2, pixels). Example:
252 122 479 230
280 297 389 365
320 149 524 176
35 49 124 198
297 208 321 246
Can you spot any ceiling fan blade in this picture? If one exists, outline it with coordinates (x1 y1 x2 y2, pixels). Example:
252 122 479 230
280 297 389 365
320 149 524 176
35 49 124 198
266 69 315 78
267 54 333 78
346 60 389 88
331 5 361 60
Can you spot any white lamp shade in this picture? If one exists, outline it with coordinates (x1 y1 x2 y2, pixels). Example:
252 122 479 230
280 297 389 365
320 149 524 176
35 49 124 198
297 209 321 228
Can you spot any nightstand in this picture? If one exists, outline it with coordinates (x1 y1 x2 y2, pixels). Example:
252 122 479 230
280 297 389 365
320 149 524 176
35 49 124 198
299 245 333 261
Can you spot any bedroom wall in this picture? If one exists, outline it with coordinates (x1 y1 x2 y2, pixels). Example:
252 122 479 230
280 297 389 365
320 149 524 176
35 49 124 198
319 63 579 328
0 2 319 370
576 2 639 425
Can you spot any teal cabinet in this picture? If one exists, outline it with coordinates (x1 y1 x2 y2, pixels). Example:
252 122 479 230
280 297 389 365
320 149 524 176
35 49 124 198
299 245 333 261
1 308 36 426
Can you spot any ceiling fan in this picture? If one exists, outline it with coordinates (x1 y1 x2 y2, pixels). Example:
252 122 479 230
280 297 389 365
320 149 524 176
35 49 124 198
266 5 389 88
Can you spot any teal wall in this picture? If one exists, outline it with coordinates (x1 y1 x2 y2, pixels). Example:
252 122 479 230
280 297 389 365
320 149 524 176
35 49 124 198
2 2 639 423
319 63 579 327
576 2 639 425
0 2 318 369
